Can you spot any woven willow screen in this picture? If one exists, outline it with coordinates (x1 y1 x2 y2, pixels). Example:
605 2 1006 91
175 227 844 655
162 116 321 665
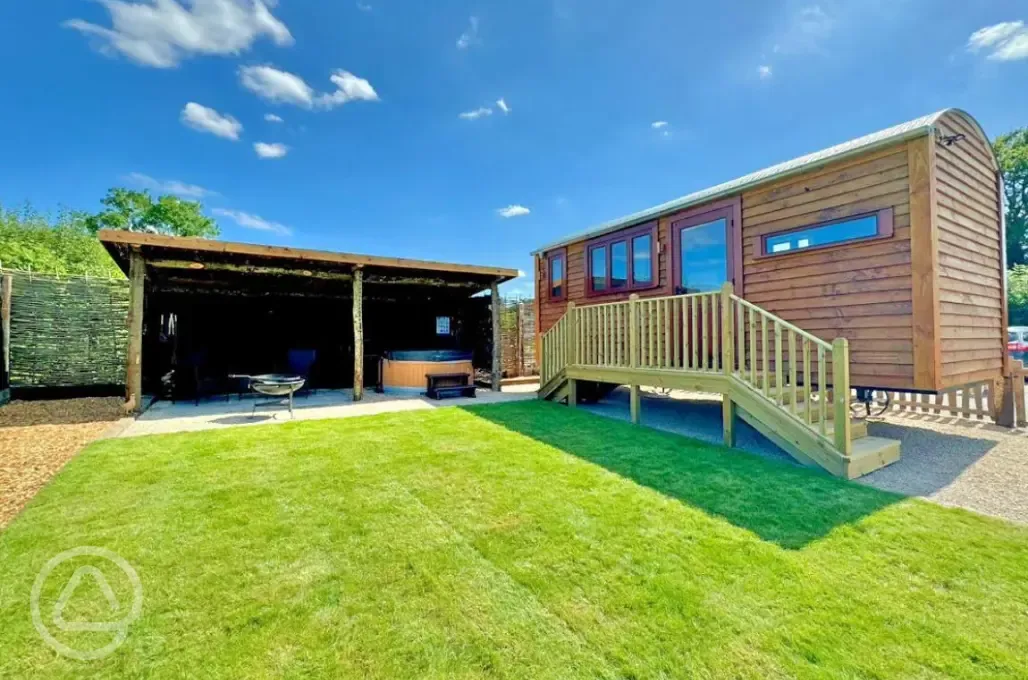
4 270 129 388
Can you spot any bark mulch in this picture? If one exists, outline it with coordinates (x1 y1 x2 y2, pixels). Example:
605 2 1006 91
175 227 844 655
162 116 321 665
0 398 126 528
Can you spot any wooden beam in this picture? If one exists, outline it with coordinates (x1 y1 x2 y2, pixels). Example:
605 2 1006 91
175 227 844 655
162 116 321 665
98 229 520 280
630 384 641 424
353 267 364 401
150 259 353 281
491 281 501 391
1 273 11 405
125 248 145 412
908 136 942 391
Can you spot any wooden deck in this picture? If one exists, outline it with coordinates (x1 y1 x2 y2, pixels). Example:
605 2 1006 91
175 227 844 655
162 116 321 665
540 284 902 479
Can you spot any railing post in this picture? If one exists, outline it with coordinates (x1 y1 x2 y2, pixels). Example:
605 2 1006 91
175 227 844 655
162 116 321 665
720 282 733 376
625 292 633 366
566 302 577 367
832 337 852 455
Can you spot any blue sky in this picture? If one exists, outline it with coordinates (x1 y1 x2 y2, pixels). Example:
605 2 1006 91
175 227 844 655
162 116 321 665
1 1 1027 295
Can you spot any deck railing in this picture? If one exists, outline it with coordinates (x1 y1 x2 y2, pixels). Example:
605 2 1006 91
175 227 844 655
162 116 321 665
539 283 852 454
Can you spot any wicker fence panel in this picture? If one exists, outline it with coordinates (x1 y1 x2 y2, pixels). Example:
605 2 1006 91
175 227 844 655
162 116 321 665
500 297 537 378
5 270 129 388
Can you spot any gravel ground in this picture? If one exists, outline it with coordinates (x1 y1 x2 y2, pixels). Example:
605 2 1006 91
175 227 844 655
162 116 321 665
583 387 1028 525
0 398 126 528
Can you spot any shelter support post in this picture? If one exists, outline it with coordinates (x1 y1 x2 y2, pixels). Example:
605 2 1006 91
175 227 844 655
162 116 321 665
1 273 11 406
353 266 364 402
125 248 145 413
491 281 501 391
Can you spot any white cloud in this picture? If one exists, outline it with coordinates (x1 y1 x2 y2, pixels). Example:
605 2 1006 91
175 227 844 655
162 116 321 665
212 208 291 235
125 172 215 198
356 1 372 11
180 102 242 140
456 16 480 49
774 4 835 55
758 64 773 79
264 113 284 123
497 205 530 218
651 120 668 129
968 21 1028 61
239 65 379 109
62 0 292 69
459 107 493 120
496 98 510 114
254 142 288 159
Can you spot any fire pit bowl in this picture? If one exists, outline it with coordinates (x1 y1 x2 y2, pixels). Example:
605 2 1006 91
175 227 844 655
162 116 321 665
242 374 306 418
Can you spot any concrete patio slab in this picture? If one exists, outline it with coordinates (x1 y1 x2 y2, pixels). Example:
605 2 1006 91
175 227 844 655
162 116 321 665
119 386 536 438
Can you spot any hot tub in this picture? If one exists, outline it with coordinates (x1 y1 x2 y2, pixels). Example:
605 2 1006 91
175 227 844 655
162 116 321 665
380 350 474 391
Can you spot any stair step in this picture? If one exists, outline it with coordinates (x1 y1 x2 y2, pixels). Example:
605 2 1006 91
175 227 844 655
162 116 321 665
826 418 868 441
846 435 901 478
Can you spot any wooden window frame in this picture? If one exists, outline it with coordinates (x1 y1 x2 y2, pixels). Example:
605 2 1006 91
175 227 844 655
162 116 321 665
546 248 567 302
755 207 895 259
671 198 743 295
585 221 659 298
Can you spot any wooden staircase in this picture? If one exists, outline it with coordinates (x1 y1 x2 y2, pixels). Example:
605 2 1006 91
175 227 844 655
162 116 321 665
538 284 901 479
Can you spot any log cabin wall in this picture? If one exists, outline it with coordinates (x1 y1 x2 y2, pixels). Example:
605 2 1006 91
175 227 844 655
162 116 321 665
739 143 914 390
932 110 1006 388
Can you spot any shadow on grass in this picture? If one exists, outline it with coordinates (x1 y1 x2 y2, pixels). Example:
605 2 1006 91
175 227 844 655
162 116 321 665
462 401 907 550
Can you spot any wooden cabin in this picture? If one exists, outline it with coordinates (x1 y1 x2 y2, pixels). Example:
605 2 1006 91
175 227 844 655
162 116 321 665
532 109 1008 478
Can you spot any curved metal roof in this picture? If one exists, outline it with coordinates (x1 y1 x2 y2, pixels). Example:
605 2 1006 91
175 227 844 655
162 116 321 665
532 108 997 255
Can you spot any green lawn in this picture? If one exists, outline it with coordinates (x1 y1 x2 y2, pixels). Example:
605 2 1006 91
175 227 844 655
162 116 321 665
1 401 1027 678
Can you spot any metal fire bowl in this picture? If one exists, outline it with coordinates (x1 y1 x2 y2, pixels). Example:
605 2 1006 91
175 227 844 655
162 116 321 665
250 374 305 397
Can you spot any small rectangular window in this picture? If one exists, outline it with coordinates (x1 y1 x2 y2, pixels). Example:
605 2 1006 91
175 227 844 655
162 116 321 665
436 316 451 335
611 241 628 288
762 209 893 256
632 234 653 284
591 246 608 291
548 250 565 300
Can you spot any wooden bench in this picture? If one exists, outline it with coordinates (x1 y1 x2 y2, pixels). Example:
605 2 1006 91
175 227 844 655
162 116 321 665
426 372 476 400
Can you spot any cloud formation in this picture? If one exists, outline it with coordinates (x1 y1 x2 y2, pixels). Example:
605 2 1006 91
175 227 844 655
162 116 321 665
264 113 284 123
254 142 288 159
239 65 379 109
758 64 773 79
212 208 292 235
457 16 480 49
180 102 242 140
63 0 292 68
968 21 1028 61
125 172 215 198
459 107 493 120
497 205 530 218
496 98 510 114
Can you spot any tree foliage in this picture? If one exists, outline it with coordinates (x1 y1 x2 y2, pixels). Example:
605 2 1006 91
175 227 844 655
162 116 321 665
994 128 1028 267
83 188 219 239
0 204 123 277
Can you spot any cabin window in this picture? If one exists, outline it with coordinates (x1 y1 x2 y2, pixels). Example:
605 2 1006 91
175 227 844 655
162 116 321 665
436 316 451 335
547 250 566 300
586 222 658 295
761 208 894 257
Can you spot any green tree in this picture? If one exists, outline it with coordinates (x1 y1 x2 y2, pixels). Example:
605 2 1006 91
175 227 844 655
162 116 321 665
0 204 123 277
84 188 219 238
994 128 1028 266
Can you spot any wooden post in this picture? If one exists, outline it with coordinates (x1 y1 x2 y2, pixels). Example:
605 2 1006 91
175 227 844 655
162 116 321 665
566 302 577 366
995 377 1015 428
353 266 364 401
568 378 578 408
720 282 735 446
628 294 639 369
491 281 501 391
831 337 851 455
0 273 12 406
630 384 641 425
125 248 145 412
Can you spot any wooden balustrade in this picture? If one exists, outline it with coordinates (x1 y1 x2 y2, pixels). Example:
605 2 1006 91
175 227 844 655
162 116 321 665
539 283 851 452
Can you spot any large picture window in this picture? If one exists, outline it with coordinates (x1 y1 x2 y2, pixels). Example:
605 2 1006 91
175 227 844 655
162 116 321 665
547 249 566 301
760 208 894 257
586 222 658 296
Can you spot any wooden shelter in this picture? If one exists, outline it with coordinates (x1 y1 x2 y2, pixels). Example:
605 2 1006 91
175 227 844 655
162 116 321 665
99 231 518 410
532 109 1008 478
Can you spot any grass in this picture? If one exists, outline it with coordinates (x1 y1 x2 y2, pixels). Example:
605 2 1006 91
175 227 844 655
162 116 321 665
1 401 1026 678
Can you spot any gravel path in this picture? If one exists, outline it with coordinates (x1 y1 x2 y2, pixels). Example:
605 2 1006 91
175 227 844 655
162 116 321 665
583 387 1028 525
0 398 127 528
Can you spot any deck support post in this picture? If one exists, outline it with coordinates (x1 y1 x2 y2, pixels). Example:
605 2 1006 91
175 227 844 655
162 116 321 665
125 247 145 413
629 384 641 424
721 282 735 445
629 294 641 424
566 302 577 407
831 337 851 455
1 273 12 406
491 281 501 391
353 266 364 402
568 379 577 408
